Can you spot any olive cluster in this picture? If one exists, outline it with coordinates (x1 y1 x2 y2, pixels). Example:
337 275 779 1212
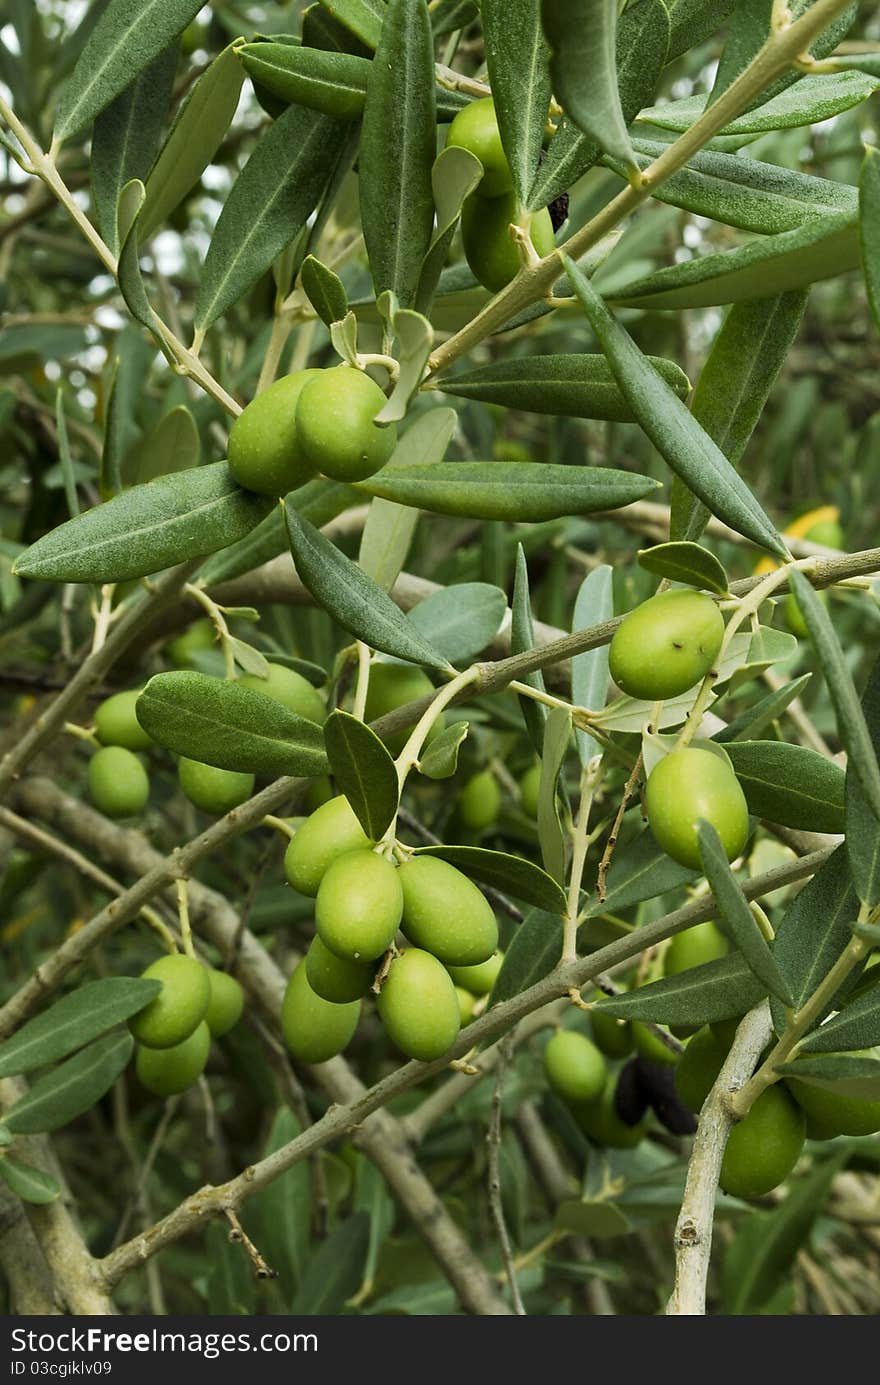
445 98 555 293
282 792 502 1065
128 954 244 1097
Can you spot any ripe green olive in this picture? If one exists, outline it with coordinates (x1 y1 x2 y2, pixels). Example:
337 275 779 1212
446 950 504 996
632 1021 679 1068
376 948 461 1062
589 998 634 1059
363 663 444 754
645 747 749 871
88 746 150 818
609 590 725 701
227 369 322 496
166 618 215 668
461 192 555 294
281 961 361 1063
305 934 374 1004
719 1085 805 1198
136 1022 211 1097
129 954 211 1050
664 921 728 976
574 1075 648 1149
787 1055 880 1138
94 689 152 751
295 366 397 483
675 1026 729 1112
445 97 513 196
457 768 501 832
178 757 255 815
315 849 403 961
543 1030 606 1105
398 856 498 967
518 762 541 819
455 987 476 1025
284 795 374 897
204 970 245 1038
237 663 326 723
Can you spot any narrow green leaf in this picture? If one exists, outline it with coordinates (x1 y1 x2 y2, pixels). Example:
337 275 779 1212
239 43 369 121
3 1032 133 1135
320 0 384 49
591 954 767 1026
512 544 546 754
637 543 729 595
284 503 449 671
438 353 690 420
355 460 661 522
528 0 669 211
54 389 79 519
324 711 398 839
697 821 794 1006
414 846 566 915
13 463 272 584
140 43 245 241
639 72 878 138
416 146 483 315
195 105 349 333
790 569 880 821
54 0 202 141
0 979 161 1078
489 908 564 1005
136 671 328 777
418 721 469 779
846 654 880 908
542 0 636 172
538 706 571 887
667 0 737 61
290 1212 371 1314
359 0 435 309
0 1157 61 1206
251 1108 310 1299
584 827 697 917
406 582 507 666
715 674 813 744
133 405 200 485
778 1053 880 1101
199 479 358 589
565 256 786 557
300 254 349 329
358 409 455 592
723 740 845 834
799 980 880 1055
710 0 857 110
772 846 861 1032
116 179 164 340
90 43 177 256
482 0 551 206
860 145 880 335
572 565 612 765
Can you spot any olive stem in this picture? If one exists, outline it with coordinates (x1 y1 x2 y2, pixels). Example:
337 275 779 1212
63 722 101 750
562 755 603 963
508 678 577 715
396 666 479 785
596 752 644 904
90 584 117 656
183 584 237 681
351 642 372 723
176 879 196 960
262 814 297 841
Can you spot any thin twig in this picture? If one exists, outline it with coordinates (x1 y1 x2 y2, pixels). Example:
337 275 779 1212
487 1032 525 1315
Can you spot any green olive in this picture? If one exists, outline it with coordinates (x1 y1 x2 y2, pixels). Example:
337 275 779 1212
675 1026 729 1112
663 921 728 976
787 1052 880 1138
445 96 513 196
455 986 476 1024
284 795 374 897
88 746 150 818
237 662 326 723
129 954 211 1050
363 663 444 754
398 856 498 967
166 618 215 668
645 747 749 871
589 998 634 1059
632 1021 679 1068
305 934 374 1003
303 775 334 812
295 366 397 483
609 590 725 702
204 970 245 1038
719 1085 805 1198
710 1016 744 1048
446 951 504 996
227 369 322 496
94 689 152 751
136 1022 211 1097
457 768 501 831
377 948 461 1062
461 192 555 294
518 762 541 819
543 1030 606 1105
281 961 360 1063
178 757 255 815
574 1075 648 1149
315 849 403 961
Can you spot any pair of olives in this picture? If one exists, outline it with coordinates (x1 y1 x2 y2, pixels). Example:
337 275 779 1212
228 365 396 498
87 688 153 818
129 954 244 1097
445 98 555 294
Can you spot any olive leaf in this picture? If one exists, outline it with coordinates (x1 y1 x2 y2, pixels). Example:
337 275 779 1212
723 740 845 834
482 0 551 206
489 909 564 1006
860 145 880 334
846 652 880 907
323 711 399 840
777 1053 880 1101
771 846 862 1035
414 846 567 915
591 954 768 1026
639 72 878 138
0 978 161 1078
512 544 547 755
537 706 571 888
300 254 349 329
715 674 813 744
3 1032 134 1136
0 1157 61 1206
438 353 690 420
637 543 729 595
416 146 483 315
542 0 637 173
406 582 507 666
418 721 469 779
199 479 359 589
572 565 613 766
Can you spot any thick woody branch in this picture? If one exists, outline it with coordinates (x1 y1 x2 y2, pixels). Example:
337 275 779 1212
0 1184 59 1315
666 1003 773 1317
